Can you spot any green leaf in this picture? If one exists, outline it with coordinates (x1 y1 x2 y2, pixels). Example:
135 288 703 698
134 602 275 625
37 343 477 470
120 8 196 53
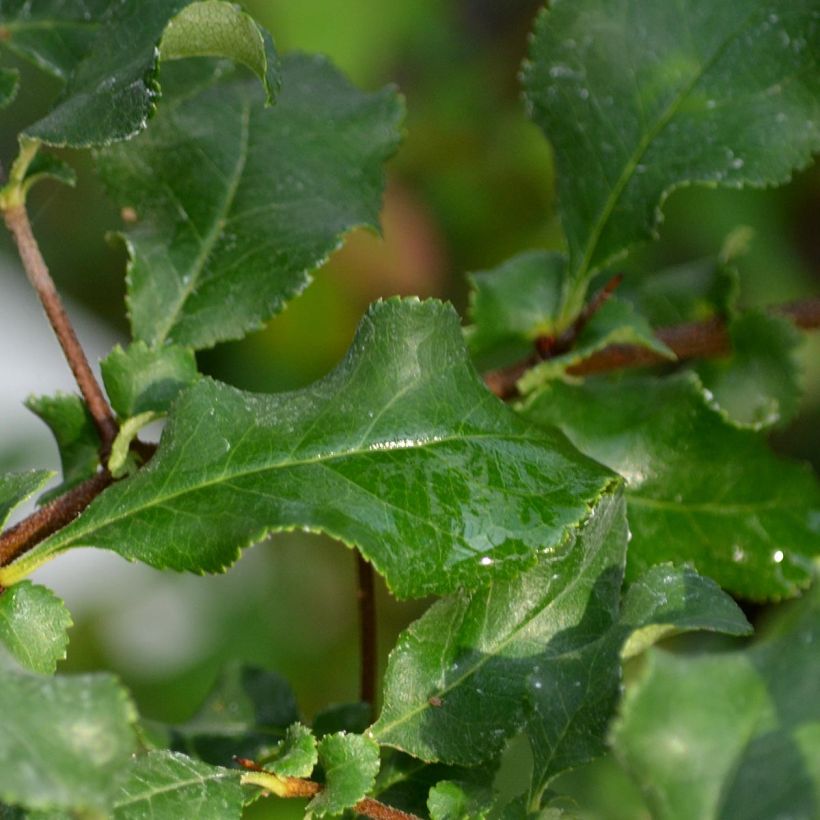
428 780 494 820
20 152 77 198
97 54 404 349
0 668 136 813
0 67 19 109
518 297 674 392
0 582 72 674
101 342 199 418
25 393 99 500
268 723 317 778
158 0 279 104
312 702 373 738
0 1 107 81
0 471 52 528
155 662 299 766
112 750 243 819
24 0 280 148
698 310 802 429
521 374 820 600
611 582 820 820
523 0 820 317
620 565 752 660
7 299 616 599
307 732 380 817
372 493 629 789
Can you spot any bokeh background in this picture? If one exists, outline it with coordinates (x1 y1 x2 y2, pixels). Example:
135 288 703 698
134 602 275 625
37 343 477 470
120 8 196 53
0 1 817 816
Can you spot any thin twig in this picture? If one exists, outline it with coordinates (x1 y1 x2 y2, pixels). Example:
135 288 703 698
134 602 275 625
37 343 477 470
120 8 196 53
484 296 820 399
357 552 377 711
3 204 119 458
0 470 113 567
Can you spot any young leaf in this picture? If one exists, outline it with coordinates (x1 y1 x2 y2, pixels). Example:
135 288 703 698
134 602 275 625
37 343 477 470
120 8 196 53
24 0 280 147
697 310 802 429
612 582 820 820
428 780 494 820
0 668 136 813
101 342 199 418
25 394 99 498
620 565 752 660
307 732 380 817
5 299 616 599
112 750 244 819
523 0 820 316
268 723 317 778
521 374 820 600
97 54 404 349
0 471 52 527
0 581 72 674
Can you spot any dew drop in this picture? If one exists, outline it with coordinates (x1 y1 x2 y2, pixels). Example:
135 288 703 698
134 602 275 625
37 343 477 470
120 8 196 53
773 550 784 563
479 556 494 567
732 545 746 562
731 157 744 170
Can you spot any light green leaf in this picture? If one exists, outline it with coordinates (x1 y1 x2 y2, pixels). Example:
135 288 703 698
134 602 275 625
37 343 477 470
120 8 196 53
158 0 278 104
107 412 156 478
24 0 280 147
268 723 317 778
698 310 802 429
0 582 72 674
620 565 752 659
97 54 404 349
101 342 199 418
112 750 243 819
0 67 19 109
25 393 99 500
307 732 380 817
523 0 820 318
428 780 494 820
0 471 52 528
612 582 820 820
5 300 616 599
153 662 299 766
0 668 136 813
521 374 820 600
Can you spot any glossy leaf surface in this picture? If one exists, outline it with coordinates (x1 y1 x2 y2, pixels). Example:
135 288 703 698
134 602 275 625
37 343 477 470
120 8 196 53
0 582 72 674
523 0 820 309
7 300 616 599
612 583 820 819
521 374 820 599
307 732 380 816
0 669 136 812
97 55 403 349
112 751 243 819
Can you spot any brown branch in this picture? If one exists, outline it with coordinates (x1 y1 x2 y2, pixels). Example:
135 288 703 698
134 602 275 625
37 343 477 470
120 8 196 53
357 552 377 711
0 470 113 568
485 296 820 399
3 204 118 458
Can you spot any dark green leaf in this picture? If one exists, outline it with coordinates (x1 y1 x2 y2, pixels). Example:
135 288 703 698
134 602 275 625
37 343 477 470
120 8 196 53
0 668 136 812
20 152 77 197
428 780 494 820
113 750 243 819
0 67 19 109
97 54 404 349
521 374 820 600
25 394 99 500
101 341 199 418
620 565 752 659
24 0 280 147
307 732 380 816
523 0 820 317
0 581 72 674
612 582 820 819
312 702 372 738
698 310 802 429
8 300 615 599
158 0 279 104
0 471 52 527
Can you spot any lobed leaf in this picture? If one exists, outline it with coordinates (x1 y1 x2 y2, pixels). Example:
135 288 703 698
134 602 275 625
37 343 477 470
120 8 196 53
523 0 820 317
97 54 404 349
0 582 72 675
307 732 380 816
521 374 820 599
112 750 243 819
269 723 317 778
612 582 820 819
3 299 616 599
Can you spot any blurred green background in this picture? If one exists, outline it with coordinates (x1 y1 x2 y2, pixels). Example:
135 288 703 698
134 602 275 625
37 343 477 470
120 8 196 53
0 1 817 817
